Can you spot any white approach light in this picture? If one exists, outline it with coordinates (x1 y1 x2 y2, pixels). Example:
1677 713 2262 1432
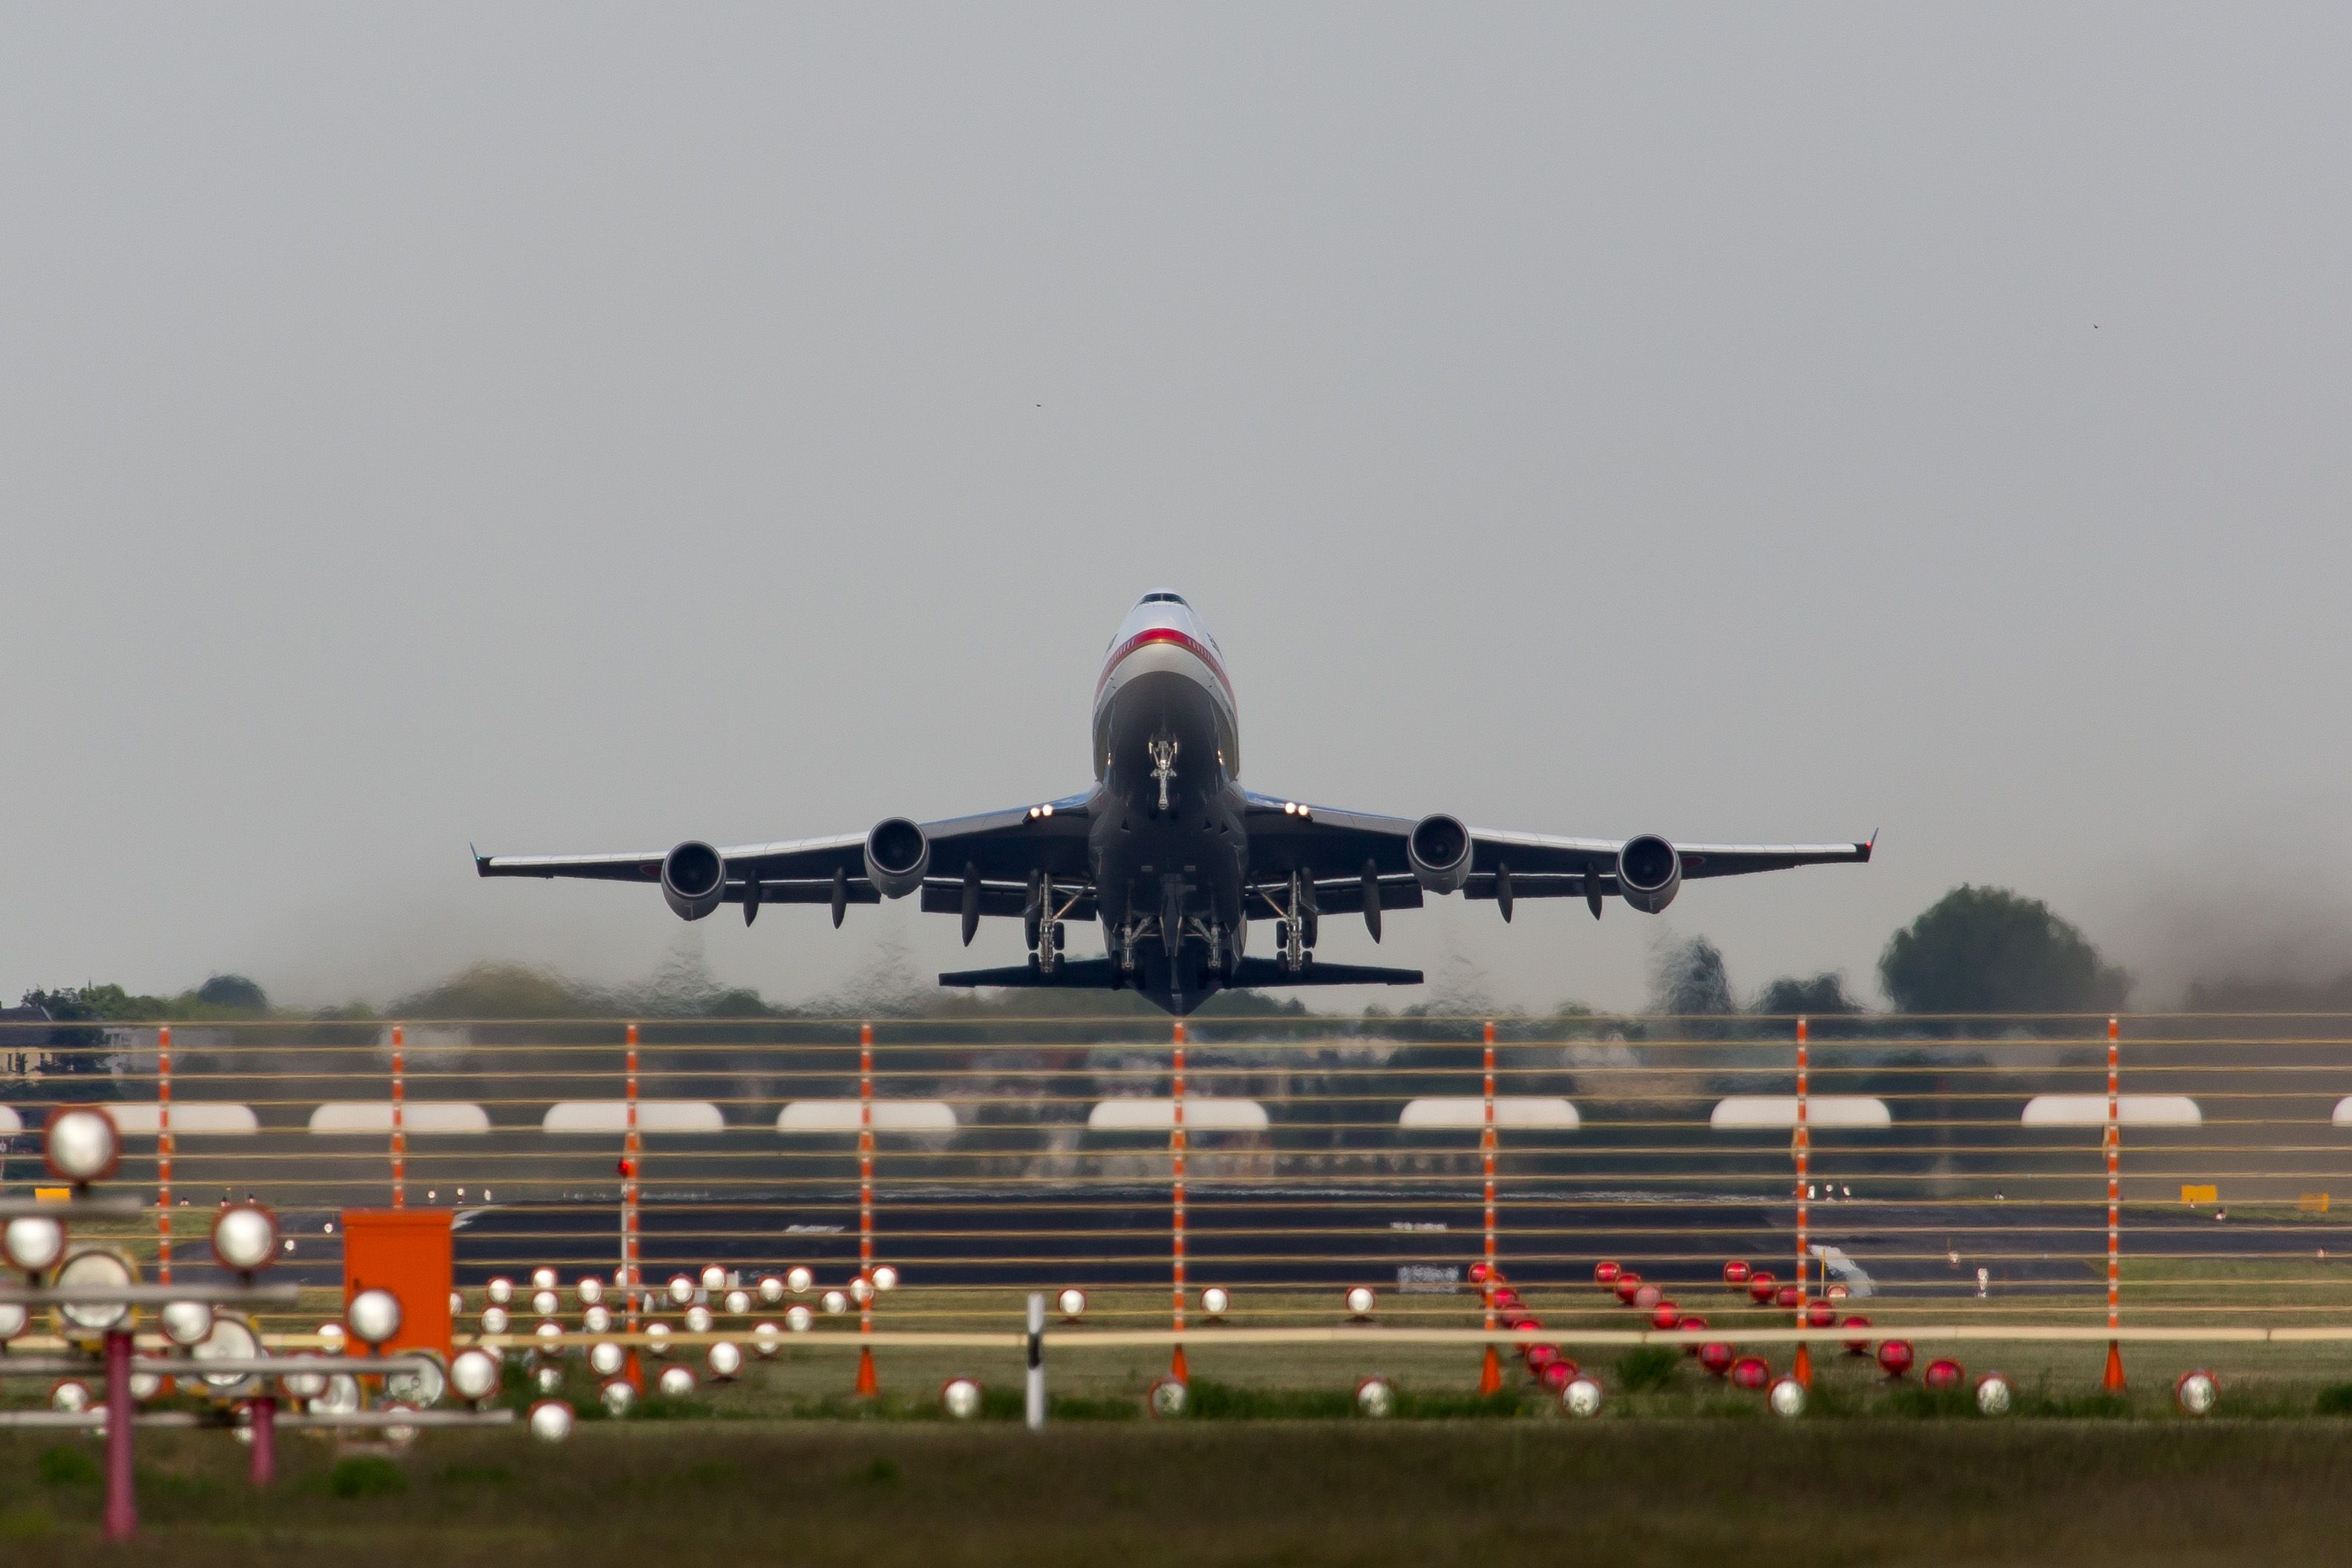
316 1322 347 1352
646 1322 672 1357
4 1214 67 1273
658 1364 695 1398
159 1299 214 1347
279 1356 330 1401
535 1320 564 1351
707 1341 743 1381
821 1290 849 1317
1355 1377 1396 1418
723 1289 751 1316
45 1106 121 1184
193 1313 263 1398
1768 1376 1808 1418
758 1275 786 1304
848 1277 874 1306
313 1375 362 1416
1148 1377 1188 1418
382 1402 422 1450
1199 1287 1230 1319
211 1204 278 1273
449 1291 465 1315
1344 1286 1377 1320
0 1303 29 1341
347 1288 403 1346
52 1380 93 1413
668 1274 696 1306
2177 1369 2220 1417
576 1276 604 1306
451 1347 502 1404
600 1378 636 1418
528 1398 576 1442
531 1267 558 1291
785 1305 814 1334
942 1377 983 1419
1056 1288 1087 1321
684 1305 713 1334
479 1305 510 1336
532 1289 559 1317
1561 1375 1604 1418
486 1276 514 1305
700 1265 727 1292
754 1323 782 1357
388 1355 448 1409
873 1265 899 1292
54 1248 135 1334
583 1304 613 1335
786 1265 814 1294
535 1365 565 1395
588 1341 626 1379
1975 1372 2014 1417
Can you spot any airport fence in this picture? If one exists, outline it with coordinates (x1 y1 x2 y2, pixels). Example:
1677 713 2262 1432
6 1009 2352 1405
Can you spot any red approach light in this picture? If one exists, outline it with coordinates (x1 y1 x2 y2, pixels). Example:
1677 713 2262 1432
1499 1306 1529 1331
1678 1314 1710 1352
1805 1299 1836 1330
1747 1271 1778 1305
1729 1355 1771 1392
1523 1343 1560 1374
1651 1301 1681 1332
1633 1283 1662 1313
1540 1361 1575 1392
1700 1342 1736 1378
1468 1262 1494 1285
1594 1261 1622 1287
1773 1284 1802 1310
1924 1357 1964 1391
1613 1272 1643 1306
1877 1339 1916 1378
1841 1315 1874 1355
1722 1259 1751 1286
1490 1287 1522 1313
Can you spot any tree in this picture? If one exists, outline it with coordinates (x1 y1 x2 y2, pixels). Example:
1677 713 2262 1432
193 974 268 1012
1651 934 1735 1018
1879 885 2130 1018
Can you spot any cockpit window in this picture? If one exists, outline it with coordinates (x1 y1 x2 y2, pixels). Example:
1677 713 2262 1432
1138 591 1189 606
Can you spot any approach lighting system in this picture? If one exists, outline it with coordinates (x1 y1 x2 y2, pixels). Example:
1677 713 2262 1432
535 1320 563 1352
346 1288 402 1347
1613 1271 1643 1305
1975 1372 2014 1416
450 1348 502 1404
388 1355 448 1409
754 1322 781 1357
658 1364 695 1398
942 1376 983 1419
532 1289 559 1317
1876 1339 1916 1378
1746 1271 1776 1305
1593 1261 1622 1286
528 1398 576 1442
1345 1286 1377 1319
785 1305 814 1333
532 1267 559 1291
1148 1376 1188 1418
700 1265 727 1292
1841 1315 1874 1355
487 1276 515 1305
1729 1355 1771 1392
2176 1369 2219 1416
479 1305 510 1336
786 1265 814 1294
668 1273 696 1305
724 1290 751 1316
759 1275 786 1304
159 1299 214 1347
583 1305 613 1334
576 1276 604 1306
1924 1357 1965 1392
3 1214 66 1274
51 1380 93 1413
707 1341 742 1381
44 1106 121 1185
600 1380 635 1417
1768 1376 1808 1418
684 1305 713 1334
1699 1342 1735 1378
1649 1299 1679 1331
1561 1374 1604 1418
848 1277 874 1306
1056 1288 1087 1321
1721 1259 1751 1285
1199 1286 1230 1319
588 1341 626 1379
646 1322 672 1356
534 1366 563 1395
279 1357 330 1401
193 1313 263 1398
211 1203 278 1274
0 1303 28 1341
1355 1377 1395 1418
54 1247 136 1334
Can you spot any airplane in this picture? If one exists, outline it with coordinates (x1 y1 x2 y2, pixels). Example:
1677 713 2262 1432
477 591 1871 1015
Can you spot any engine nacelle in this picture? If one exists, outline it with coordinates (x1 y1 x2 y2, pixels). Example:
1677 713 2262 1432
863 817 930 899
1407 814 1474 896
1616 835 1682 914
661 841 727 922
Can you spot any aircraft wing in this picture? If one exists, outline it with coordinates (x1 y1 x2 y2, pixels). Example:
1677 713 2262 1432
474 791 1099 903
1238 791 1871 908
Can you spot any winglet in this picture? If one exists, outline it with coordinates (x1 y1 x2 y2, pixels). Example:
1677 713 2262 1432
1860 829 1877 863
472 842 491 877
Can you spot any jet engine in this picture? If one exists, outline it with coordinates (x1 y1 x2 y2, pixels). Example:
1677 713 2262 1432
1616 835 1682 914
1407 814 1474 896
863 817 930 899
661 841 727 922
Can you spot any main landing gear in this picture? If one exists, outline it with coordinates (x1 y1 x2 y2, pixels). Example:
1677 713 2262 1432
1025 876 1082 977
1256 870 1320 977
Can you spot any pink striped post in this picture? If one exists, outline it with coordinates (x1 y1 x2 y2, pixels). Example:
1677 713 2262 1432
1172 1020 1189 1384
156 1024 173 1285
1793 1016 1812 1387
389 1024 406 1207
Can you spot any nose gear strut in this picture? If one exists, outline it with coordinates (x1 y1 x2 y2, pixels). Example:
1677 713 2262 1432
1147 736 1179 811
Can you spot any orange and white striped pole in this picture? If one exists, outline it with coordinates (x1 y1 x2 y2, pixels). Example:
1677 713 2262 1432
2103 1015 2126 1391
1172 1019 1189 1385
389 1024 406 1208
623 1022 643 1391
155 1025 173 1285
1793 1016 1812 1387
855 1022 878 1397
1478 1020 1501 1395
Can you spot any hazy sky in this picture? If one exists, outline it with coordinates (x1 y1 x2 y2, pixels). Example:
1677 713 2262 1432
5 7 2348 1014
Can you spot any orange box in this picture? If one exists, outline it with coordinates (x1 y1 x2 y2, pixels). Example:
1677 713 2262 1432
341 1209 454 1357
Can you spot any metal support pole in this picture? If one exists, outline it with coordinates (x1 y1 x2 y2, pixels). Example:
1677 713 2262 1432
156 1024 173 1285
623 1022 643 1391
103 1328 136 1540
1793 1017 1812 1387
1478 1020 1501 1395
855 1022 878 1398
2104 1015 2126 1391
250 1395 276 1487
1025 1292 1047 1430
1171 1020 1188 1385
390 1024 406 1208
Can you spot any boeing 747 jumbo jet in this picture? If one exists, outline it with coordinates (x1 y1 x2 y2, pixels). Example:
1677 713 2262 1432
478 592 1871 1014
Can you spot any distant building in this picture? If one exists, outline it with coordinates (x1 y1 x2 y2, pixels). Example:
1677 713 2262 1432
0 1004 54 1078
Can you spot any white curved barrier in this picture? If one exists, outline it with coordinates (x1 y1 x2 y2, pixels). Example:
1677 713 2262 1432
542 1100 725 1134
1709 1096 1892 1129
2333 1097 2352 1128
2022 1094 2201 1127
777 1100 957 1133
309 1102 492 1134
1398 1096 1581 1130
1087 1098 1270 1131
0 1106 19 1134
106 1103 259 1136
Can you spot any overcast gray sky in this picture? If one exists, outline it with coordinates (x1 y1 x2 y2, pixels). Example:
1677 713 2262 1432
4 7 2348 1014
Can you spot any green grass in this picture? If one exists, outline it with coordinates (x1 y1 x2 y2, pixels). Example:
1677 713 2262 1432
12 1420 2352 1565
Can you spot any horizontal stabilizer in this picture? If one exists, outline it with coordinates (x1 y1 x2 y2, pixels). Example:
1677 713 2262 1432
937 956 1424 992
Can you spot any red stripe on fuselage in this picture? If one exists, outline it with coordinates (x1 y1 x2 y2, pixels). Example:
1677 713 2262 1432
1096 626 1235 706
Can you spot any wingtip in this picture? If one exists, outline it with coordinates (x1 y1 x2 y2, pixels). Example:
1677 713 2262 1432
1860 829 1878 861
471 842 489 876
